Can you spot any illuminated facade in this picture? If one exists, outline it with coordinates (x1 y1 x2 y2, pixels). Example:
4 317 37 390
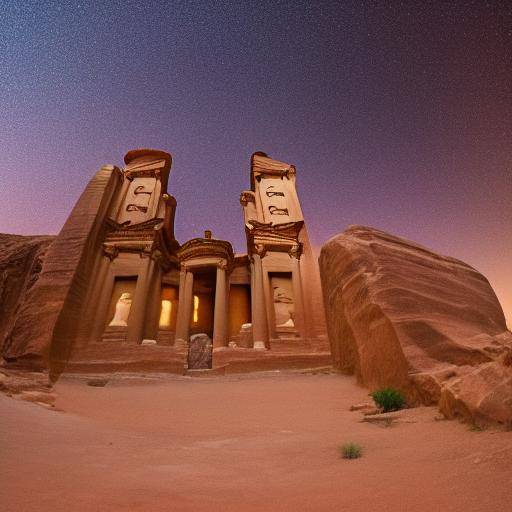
63 148 328 372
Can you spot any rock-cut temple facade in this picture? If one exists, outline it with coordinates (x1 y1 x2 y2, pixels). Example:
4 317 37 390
2 148 329 376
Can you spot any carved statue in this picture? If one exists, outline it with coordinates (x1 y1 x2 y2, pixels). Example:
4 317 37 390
273 286 295 327
109 292 132 326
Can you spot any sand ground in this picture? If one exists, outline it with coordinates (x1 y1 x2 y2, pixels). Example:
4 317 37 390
1 372 511 512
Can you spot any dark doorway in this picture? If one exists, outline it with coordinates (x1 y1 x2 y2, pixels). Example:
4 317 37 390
190 268 216 338
228 284 252 340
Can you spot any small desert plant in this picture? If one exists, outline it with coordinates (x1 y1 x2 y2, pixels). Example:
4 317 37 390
338 442 362 459
370 388 406 412
468 423 485 432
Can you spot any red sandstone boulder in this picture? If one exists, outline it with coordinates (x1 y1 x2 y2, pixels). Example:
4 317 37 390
319 225 512 426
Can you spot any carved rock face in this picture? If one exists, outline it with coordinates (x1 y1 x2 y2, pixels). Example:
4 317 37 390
0 234 55 355
320 225 512 425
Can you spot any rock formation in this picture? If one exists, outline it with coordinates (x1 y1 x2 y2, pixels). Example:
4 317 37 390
0 234 55 353
2 164 121 375
320 225 512 426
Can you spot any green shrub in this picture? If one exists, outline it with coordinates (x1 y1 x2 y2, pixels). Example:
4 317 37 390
370 388 406 412
338 442 362 459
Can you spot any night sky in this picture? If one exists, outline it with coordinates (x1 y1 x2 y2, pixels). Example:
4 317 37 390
1 1 510 324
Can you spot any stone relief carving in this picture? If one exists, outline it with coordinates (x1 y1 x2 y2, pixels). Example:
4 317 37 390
109 292 132 326
265 185 285 197
117 177 157 225
126 204 149 213
273 286 295 327
134 185 152 196
268 205 289 216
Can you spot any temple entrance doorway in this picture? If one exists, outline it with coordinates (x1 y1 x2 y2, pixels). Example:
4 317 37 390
190 269 216 339
228 284 252 345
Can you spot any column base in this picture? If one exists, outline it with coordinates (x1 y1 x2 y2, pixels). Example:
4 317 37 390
253 341 267 350
174 338 188 349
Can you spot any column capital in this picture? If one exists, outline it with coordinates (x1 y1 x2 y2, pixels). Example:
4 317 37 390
216 259 228 270
288 244 303 260
253 243 267 258
103 244 119 261
139 244 154 258
151 248 163 263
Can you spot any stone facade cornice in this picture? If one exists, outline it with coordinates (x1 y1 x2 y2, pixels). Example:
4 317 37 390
249 151 296 191
177 237 235 266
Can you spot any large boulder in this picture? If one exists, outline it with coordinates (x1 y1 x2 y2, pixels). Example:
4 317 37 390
319 225 512 426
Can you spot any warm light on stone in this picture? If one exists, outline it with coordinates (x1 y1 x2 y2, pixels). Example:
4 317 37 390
159 299 172 328
193 295 199 323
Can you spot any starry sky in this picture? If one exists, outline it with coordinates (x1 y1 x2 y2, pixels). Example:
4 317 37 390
0 1 511 324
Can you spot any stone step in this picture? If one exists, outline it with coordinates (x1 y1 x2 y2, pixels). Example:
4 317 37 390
101 327 128 343
157 330 174 345
186 365 227 377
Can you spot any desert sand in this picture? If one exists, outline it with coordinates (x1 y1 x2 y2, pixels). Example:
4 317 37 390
1 372 511 512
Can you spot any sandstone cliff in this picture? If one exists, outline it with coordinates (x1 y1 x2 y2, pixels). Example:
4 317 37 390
0 234 55 353
2 165 121 376
320 225 512 426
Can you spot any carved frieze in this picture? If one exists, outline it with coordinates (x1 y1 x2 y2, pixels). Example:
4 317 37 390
177 237 235 272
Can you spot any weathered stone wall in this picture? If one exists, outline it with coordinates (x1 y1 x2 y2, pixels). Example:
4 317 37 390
2 165 121 376
320 225 512 425
0 234 55 353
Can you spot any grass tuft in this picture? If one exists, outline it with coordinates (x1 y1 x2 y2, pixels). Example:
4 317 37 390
339 442 362 459
370 388 406 412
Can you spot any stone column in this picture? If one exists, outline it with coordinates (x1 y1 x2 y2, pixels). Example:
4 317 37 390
213 263 228 348
86 254 113 344
143 260 162 341
251 252 268 350
175 269 194 347
291 254 306 340
126 255 154 344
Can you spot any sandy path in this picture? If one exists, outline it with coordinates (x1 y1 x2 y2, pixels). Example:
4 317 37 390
1 373 511 511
